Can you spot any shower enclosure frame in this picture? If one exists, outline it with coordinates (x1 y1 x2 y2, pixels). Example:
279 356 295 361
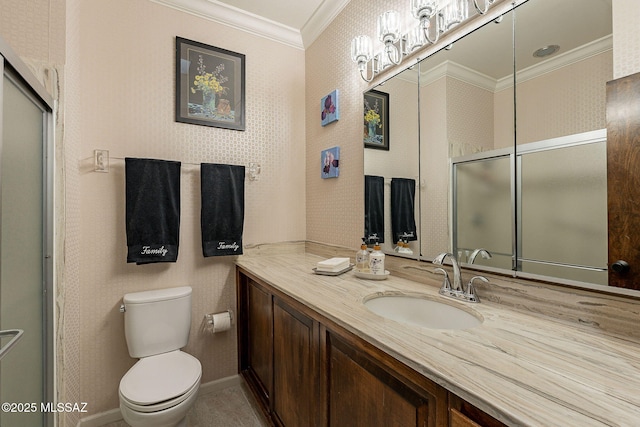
0 34 55 427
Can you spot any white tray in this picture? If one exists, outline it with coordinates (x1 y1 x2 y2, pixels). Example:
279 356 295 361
354 270 390 280
312 264 354 276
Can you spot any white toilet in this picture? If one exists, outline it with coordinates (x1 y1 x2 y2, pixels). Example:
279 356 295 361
119 286 202 427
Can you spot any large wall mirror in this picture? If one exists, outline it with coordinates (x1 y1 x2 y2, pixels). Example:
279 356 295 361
363 0 616 290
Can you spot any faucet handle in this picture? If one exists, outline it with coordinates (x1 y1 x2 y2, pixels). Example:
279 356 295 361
433 267 452 293
465 276 489 303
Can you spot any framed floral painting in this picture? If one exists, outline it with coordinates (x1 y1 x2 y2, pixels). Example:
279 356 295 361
175 37 245 131
363 90 389 150
321 89 339 126
321 146 340 179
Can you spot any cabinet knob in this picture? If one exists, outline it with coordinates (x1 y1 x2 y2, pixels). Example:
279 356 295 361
611 260 630 274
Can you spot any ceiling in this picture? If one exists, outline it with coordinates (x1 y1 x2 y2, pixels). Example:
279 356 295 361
151 0 351 49
153 0 612 76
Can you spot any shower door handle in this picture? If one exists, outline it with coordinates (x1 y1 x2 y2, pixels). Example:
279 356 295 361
0 329 24 360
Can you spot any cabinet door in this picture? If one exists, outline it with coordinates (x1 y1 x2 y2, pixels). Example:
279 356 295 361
243 277 273 405
607 71 640 289
327 332 442 427
273 297 320 426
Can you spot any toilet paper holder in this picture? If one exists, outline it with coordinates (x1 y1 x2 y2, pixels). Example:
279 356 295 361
204 309 234 333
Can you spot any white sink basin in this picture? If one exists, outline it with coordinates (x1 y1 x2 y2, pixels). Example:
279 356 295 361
364 294 482 330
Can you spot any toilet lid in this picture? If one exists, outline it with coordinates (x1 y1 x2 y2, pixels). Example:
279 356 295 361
119 350 202 406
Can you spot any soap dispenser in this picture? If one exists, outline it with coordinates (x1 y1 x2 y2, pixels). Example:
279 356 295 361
369 238 385 275
356 238 370 273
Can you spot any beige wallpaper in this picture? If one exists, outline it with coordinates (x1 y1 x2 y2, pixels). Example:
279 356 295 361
364 75 420 254
515 51 612 145
613 0 640 79
62 0 82 424
74 0 305 416
420 77 450 260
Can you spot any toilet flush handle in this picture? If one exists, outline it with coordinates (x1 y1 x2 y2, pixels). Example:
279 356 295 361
119 304 126 313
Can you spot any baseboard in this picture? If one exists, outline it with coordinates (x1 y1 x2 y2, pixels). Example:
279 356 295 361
76 374 242 427
75 407 122 427
198 374 242 395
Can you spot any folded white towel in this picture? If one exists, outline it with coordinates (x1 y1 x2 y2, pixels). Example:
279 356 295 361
316 257 350 272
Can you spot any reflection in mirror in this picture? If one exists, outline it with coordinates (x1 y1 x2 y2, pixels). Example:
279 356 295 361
362 0 615 290
418 9 515 261
364 67 420 258
449 0 612 286
453 153 512 270
512 0 611 285
517 131 608 285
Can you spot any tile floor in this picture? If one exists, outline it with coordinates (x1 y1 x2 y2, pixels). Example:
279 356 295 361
101 381 269 427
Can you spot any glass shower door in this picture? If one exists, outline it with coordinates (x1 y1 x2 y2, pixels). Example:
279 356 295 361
0 67 50 426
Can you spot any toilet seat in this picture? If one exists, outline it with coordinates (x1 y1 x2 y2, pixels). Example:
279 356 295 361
119 350 201 412
120 375 200 413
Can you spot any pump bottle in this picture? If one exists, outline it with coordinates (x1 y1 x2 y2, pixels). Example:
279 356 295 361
356 238 370 272
369 239 385 275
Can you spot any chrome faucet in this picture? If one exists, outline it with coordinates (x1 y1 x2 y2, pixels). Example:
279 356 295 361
432 252 463 292
433 252 487 303
468 248 492 264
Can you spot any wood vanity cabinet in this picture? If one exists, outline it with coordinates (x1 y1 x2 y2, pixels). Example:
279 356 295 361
238 269 321 426
238 275 273 409
237 267 500 427
272 296 321 426
325 330 447 427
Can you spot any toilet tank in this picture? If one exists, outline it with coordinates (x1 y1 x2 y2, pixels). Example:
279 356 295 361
123 286 192 358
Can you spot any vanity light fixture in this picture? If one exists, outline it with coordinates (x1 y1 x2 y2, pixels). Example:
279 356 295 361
412 0 441 44
378 10 404 66
351 35 374 82
443 0 469 31
351 0 496 82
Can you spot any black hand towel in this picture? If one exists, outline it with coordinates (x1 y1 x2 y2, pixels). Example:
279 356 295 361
391 178 418 242
364 175 385 244
201 163 245 257
125 158 181 264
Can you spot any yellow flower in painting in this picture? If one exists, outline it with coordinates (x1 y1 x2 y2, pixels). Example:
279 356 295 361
191 55 229 96
364 109 381 125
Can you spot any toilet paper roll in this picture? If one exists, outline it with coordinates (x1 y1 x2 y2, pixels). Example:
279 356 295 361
211 311 231 333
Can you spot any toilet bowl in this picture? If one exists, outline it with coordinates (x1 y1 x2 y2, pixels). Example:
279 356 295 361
118 287 202 427
119 350 201 427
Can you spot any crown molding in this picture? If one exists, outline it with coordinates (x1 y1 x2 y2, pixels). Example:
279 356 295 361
511 34 613 88
301 0 351 48
420 60 498 91
420 34 613 93
151 0 350 50
151 0 304 49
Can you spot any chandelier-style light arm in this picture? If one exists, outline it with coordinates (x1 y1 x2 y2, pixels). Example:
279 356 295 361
359 61 375 82
422 13 441 44
473 0 495 15
385 42 403 66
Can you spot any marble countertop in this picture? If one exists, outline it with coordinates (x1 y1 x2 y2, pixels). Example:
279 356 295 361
237 251 640 427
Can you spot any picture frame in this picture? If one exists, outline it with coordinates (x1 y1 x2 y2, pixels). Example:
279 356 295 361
363 89 389 150
321 89 339 126
175 36 246 131
321 146 340 179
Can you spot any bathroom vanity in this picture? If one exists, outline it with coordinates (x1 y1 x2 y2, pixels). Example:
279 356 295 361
236 249 640 427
